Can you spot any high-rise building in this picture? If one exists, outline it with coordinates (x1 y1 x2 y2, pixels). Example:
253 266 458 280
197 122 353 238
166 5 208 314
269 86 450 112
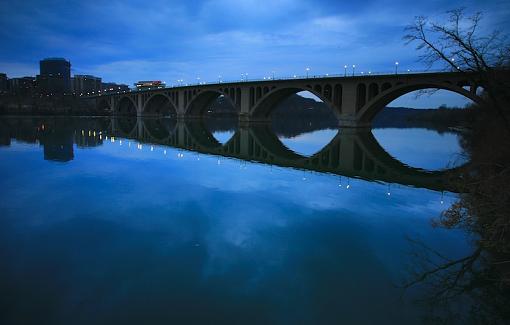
72 75 102 94
9 77 36 96
37 58 71 94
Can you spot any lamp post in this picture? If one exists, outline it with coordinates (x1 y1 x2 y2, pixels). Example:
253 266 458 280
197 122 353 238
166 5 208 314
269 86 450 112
218 75 222 83
352 64 356 76
272 71 275 80
395 61 399 74
305 67 310 78
344 65 347 77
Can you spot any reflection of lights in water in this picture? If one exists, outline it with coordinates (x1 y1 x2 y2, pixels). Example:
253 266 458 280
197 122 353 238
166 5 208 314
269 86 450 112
128 142 131 147
441 191 444 204
93 131 96 136
99 135 102 140
119 140 122 146
217 159 221 165
387 184 391 196
151 146 154 151
105 136 108 140
81 130 84 136
163 150 167 155
88 130 91 136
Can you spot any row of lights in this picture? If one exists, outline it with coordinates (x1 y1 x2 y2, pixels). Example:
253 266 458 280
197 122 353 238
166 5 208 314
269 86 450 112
81 59 464 98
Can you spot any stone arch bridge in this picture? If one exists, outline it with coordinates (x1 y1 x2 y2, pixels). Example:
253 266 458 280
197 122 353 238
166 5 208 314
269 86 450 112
90 71 486 127
106 117 463 192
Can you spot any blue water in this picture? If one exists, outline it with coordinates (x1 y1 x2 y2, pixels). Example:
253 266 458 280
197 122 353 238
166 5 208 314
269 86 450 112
0 117 474 324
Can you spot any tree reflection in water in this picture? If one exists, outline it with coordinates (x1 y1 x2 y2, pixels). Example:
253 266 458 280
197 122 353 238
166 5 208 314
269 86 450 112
403 112 510 324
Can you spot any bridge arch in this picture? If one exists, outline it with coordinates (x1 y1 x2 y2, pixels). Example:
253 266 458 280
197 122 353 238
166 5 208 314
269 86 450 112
357 81 484 123
115 96 137 116
250 86 340 120
184 89 237 117
142 93 177 117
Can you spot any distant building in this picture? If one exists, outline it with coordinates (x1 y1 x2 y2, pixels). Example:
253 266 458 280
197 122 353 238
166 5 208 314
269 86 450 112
102 82 130 93
0 73 8 93
72 75 101 95
135 80 165 90
37 58 71 94
9 77 36 96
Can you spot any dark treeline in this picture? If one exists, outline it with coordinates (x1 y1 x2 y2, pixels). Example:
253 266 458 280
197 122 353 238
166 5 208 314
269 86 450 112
0 93 104 116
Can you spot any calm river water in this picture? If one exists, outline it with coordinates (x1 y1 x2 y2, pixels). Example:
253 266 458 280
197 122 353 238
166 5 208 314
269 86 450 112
0 116 476 324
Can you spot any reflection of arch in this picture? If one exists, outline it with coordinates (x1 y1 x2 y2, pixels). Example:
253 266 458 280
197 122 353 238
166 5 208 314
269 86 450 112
247 126 463 191
185 90 237 117
251 87 338 120
114 117 138 137
143 94 177 116
143 118 177 141
183 120 237 149
358 82 483 123
116 96 137 116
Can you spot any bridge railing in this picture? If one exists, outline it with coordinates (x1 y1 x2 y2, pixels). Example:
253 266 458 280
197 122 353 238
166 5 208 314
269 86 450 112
82 68 458 97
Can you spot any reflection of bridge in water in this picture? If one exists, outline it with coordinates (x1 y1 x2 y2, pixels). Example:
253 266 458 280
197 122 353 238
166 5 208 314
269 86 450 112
109 117 462 192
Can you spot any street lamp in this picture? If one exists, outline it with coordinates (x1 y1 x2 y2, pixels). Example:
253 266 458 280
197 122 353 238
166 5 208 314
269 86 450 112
305 67 310 78
352 64 356 76
218 75 222 83
344 65 348 77
395 61 399 74
272 71 275 80
197 77 201 85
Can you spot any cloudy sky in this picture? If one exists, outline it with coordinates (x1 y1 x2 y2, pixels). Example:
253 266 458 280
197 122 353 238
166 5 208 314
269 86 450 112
0 0 508 106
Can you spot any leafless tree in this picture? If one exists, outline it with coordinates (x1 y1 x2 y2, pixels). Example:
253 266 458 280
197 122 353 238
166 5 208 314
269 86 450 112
404 9 510 127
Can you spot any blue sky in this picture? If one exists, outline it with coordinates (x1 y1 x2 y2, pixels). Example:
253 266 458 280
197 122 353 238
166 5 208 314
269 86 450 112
0 0 509 106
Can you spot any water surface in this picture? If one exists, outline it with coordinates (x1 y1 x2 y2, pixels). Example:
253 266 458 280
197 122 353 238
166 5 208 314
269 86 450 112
0 117 474 324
